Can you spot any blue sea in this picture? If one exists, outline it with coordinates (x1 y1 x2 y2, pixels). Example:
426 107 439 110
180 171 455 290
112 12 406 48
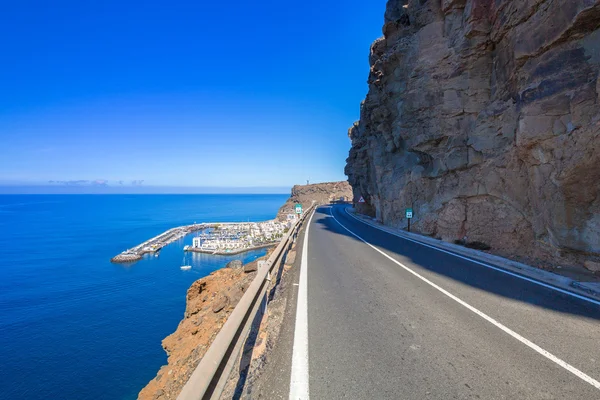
0 194 288 400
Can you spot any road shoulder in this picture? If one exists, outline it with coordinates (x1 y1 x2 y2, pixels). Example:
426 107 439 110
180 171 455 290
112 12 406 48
346 207 600 302
231 212 309 399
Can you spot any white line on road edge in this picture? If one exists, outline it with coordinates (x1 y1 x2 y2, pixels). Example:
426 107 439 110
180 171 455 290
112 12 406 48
289 209 315 400
330 208 600 391
344 208 600 307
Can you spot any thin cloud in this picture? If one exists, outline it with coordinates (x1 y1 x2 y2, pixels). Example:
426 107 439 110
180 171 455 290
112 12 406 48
47 179 144 187
48 180 90 186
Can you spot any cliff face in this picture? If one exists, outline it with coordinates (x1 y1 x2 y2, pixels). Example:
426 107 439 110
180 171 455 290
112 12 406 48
345 0 600 270
277 181 352 220
139 260 260 400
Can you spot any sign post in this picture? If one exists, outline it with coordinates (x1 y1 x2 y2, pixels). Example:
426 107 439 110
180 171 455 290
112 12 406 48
295 203 303 216
406 208 413 232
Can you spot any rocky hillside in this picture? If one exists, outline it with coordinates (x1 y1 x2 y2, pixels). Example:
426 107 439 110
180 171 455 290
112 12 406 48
138 259 261 400
345 0 600 272
277 181 352 220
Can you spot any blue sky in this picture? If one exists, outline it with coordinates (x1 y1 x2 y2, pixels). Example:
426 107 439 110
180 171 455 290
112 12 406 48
0 0 387 192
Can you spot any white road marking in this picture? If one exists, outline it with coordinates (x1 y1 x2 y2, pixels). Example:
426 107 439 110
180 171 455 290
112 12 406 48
330 208 600 391
344 207 600 307
289 209 314 400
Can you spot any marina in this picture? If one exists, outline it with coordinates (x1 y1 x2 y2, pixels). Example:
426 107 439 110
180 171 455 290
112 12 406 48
110 220 289 263
111 223 208 263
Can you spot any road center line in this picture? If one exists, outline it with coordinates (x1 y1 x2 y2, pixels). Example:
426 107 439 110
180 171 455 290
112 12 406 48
329 207 600 391
289 209 314 400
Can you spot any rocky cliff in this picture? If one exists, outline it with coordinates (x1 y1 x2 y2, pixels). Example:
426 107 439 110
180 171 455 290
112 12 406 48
277 181 353 220
345 0 600 271
138 259 260 400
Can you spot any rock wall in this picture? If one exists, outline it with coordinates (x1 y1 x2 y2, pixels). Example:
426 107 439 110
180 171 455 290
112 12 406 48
345 0 600 271
277 181 352 220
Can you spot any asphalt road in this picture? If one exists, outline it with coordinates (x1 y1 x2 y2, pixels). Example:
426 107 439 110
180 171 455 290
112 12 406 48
258 204 600 399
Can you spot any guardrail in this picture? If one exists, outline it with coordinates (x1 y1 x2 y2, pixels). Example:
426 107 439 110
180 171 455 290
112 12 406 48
177 203 317 400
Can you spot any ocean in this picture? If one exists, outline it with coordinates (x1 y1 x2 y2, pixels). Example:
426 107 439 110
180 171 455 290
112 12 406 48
0 194 289 400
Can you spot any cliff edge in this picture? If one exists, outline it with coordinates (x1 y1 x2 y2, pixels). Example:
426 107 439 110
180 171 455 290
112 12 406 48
345 0 600 272
138 259 262 400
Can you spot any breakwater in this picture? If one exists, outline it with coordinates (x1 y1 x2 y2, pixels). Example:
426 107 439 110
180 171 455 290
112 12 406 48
111 224 209 263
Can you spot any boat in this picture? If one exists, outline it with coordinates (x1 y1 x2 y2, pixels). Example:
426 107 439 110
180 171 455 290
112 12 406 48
180 253 192 270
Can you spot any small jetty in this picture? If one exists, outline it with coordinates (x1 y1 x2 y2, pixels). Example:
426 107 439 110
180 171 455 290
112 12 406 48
111 224 210 263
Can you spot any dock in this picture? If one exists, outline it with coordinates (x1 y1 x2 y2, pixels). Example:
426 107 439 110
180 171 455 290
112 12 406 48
110 223 211 263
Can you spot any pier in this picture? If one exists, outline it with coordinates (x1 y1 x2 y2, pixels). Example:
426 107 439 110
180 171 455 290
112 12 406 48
110 223 210 263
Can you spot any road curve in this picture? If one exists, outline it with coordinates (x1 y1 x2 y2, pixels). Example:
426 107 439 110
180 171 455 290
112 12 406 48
281 204 600 400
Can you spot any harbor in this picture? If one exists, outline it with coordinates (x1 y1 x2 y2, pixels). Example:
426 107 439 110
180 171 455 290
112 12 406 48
110 224 208 263
110 220 290 263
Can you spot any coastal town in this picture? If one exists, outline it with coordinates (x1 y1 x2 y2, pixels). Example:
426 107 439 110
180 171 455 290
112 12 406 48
111 219 294 263
110 191 352 264
186 220 288 254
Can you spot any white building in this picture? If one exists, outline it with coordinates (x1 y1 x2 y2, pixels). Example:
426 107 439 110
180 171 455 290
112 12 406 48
192 237 202 248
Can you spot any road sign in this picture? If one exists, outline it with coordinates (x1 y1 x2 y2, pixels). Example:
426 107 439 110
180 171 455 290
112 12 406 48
295 203 303 214
358 196 365 203
406 208 413 219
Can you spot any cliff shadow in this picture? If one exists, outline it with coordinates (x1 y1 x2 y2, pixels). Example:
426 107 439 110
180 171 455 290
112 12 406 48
313 205 600 322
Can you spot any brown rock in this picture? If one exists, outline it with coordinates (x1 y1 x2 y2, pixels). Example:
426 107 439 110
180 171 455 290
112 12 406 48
345 0 600 271
212 296 229 313
225 259 243 269
584 261 600 273
244 263 258 273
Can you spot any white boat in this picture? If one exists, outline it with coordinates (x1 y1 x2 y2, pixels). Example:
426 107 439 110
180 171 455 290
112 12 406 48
180 253 192 270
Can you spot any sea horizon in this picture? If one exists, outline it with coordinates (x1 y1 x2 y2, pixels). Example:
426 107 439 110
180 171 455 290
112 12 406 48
0 185 292 195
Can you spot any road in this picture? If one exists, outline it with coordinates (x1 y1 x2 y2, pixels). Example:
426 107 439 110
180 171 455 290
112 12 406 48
255 204 600 399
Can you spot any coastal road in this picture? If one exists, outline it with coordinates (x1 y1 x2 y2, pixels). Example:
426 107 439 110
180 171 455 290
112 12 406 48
257 204 600 399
